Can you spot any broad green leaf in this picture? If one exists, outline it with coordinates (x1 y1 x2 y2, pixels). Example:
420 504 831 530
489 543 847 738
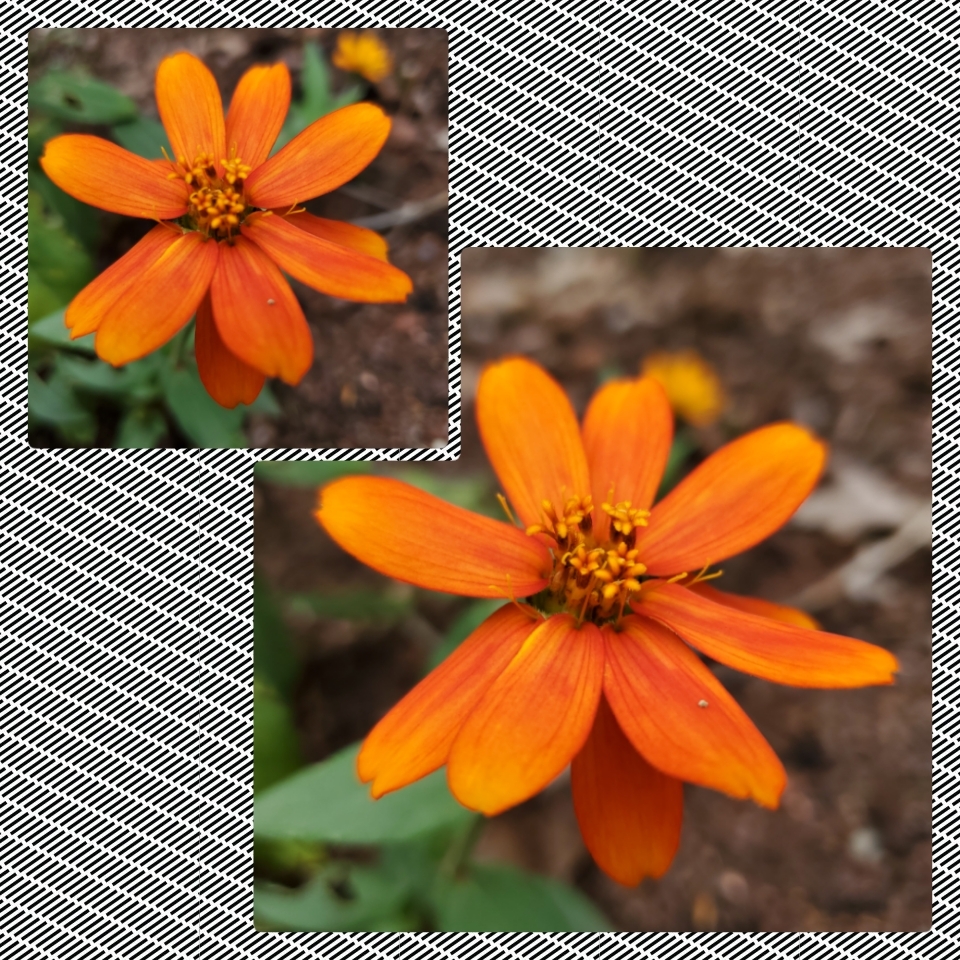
112 115 172 159
28 273 64 324
28 117 61 167
28 191 93 309
115 406 168 448
28 371 96 445
56 353 161 402
254 460 370 486
254 572 297 700
285 587 414 624
31 70 138 124
28 308 96 354
255 863 406 931
432 863 609 932
254 679 302 794
162 364 247 448
255 742 473 844
428 599 505 669
31 171 100 249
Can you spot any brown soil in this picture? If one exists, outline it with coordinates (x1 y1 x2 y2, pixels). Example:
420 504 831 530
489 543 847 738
30 28 449 449
256 245 930 927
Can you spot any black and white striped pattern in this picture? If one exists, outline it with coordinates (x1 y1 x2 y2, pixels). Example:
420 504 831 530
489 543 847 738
3 3 948 956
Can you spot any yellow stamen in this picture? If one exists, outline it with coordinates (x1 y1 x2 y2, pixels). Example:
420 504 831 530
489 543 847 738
169 152 251 241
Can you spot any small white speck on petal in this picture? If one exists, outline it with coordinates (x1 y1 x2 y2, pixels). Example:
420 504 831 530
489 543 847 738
698 699 709 708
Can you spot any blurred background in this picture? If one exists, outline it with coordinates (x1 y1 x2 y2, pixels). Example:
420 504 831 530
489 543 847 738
28 28 448 449
255 248 930 930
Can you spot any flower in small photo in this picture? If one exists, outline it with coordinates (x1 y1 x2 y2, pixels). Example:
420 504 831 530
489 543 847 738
642 349 725 427
332 31 394 84
39 52 412 408
314 356 897 887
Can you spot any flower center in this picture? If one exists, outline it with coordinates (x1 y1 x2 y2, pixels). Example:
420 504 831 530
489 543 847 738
525 494 651 624
168 153 253 241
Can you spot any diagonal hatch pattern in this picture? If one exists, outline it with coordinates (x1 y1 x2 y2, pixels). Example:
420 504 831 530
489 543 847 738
2 4 949 958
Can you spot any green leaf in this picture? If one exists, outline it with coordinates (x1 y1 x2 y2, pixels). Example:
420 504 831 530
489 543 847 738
254 572 298 700
29 370 97 445
28 308 96 354
255 743 473 844
31 70 138 124
254 460 370 486
285 587 414 625
28 191 93 310
432 863 609 932
28 274 65 324
31 172 100 250
115 406 168 448
28 117 61 167
112 115 172 159
56 353 162 402
255 862 406 931
255 678 303 794
428 599 506 669
161 363 247 448
300 42 334 120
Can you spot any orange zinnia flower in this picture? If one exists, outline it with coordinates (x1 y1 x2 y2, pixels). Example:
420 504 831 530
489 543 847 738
39 52 413 408
314 357 898 886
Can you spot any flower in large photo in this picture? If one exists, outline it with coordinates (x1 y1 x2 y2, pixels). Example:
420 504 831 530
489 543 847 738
314 356 898 886
39 51 413 408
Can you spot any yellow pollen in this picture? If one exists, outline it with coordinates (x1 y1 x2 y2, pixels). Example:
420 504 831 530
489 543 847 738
169 152 251 241
601 500 651 538
526 492 653 625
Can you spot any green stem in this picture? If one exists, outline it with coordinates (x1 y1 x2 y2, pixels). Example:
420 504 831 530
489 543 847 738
439 815 485 881
168 318 194 370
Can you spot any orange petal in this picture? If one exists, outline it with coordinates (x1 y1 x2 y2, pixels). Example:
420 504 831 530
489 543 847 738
155 52 226 171
571 696 684 885
225 63 291 169
39 135 188 220
66 225 183 337
315 476 552 598
208 235 313 385
242 213 412 302
94 231 218 366
475 357 592 530
582 375 674 542
635 580 898 688
358 605 539 797
688 582 819 630
636 423 827 576
245 102 391 207
447 614 604 815
603 617 786 808
279 210 389 262
194 292 264 408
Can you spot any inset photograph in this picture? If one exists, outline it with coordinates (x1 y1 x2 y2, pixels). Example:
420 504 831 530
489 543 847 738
253 247 930 931
28 28 448 449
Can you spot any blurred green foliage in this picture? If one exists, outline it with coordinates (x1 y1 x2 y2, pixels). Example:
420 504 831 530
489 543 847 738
254 464 611 931
27 43 357 447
